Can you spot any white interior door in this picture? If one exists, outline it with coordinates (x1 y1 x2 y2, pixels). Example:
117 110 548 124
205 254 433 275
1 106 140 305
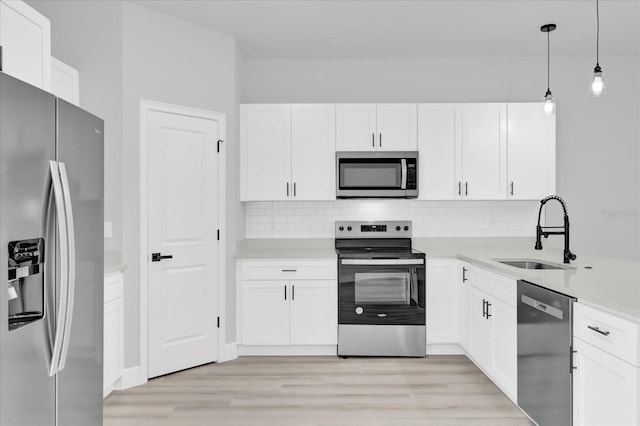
147 108 221 378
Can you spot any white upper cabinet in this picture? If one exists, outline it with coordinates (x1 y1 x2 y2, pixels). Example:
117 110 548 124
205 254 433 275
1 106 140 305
51 57 79 106
241 104 336 201
376 104 417 151
418 104 462 200
336 103 417 151
241 104 292 201
291 104 336 201
507 103 556 200
336 104 377 151
0 0 51 90
461 103 508 200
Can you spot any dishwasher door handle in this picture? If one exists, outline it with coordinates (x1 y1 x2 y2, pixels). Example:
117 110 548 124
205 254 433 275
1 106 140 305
521 294 564 320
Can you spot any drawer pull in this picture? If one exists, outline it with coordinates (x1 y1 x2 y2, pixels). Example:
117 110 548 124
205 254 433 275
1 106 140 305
281 269 297 272
587 325 610 336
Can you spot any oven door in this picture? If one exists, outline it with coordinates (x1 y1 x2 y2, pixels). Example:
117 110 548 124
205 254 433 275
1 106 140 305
338 258 425 325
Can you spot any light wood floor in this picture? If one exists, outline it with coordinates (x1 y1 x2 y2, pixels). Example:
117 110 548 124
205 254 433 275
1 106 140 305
104 355 533 426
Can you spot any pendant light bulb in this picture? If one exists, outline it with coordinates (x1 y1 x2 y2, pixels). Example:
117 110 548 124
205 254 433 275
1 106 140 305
544 89 555 115
591 0 605 97
591 64 604 97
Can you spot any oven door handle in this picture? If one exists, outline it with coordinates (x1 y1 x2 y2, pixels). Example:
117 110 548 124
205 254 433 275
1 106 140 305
340 259 424 266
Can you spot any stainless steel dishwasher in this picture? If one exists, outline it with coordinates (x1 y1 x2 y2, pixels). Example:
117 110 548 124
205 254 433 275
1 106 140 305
517 280 576 426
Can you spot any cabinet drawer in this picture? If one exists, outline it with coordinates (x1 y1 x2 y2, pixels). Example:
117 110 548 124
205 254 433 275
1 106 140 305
574 302 639 366
104 272 123 304
241 260 337 280
468 265 516 306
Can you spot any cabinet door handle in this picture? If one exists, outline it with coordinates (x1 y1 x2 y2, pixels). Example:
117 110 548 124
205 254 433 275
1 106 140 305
458 182 461 196
465 182 468 196
510 181 514 196
292 285 295 301
462 267 468 283
294 182 296 197
486 301 492 319
372 133 375 147
379 133 382 147
287 182 289 197
587 325 610 336
482 299 487 318
284 285 287 301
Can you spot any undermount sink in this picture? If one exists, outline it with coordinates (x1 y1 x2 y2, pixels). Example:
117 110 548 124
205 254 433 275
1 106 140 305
494 259 575 270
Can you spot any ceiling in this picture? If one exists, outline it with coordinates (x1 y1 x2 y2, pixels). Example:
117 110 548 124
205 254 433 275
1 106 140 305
134 0 640 59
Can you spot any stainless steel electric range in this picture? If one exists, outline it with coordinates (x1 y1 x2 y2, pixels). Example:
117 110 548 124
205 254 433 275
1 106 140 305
335 221 426 357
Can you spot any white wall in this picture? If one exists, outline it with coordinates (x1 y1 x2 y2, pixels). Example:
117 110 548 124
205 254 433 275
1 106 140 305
28 0 244 369
27 0 124 254
243 55 640 261
122 1 241 365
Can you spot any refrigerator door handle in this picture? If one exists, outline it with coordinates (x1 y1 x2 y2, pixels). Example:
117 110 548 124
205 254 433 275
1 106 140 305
57 162 75 372
47 160 70 377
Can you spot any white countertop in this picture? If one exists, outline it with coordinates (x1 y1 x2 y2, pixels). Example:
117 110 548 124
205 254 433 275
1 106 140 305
237 237 640 320
455 247 640 321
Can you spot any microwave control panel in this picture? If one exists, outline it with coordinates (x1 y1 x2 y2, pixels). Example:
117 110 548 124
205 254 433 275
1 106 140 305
406 163 417 189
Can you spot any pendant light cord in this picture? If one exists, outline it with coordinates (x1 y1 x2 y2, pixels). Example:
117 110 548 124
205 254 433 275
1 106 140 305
547 29 551 91
596 0 600 65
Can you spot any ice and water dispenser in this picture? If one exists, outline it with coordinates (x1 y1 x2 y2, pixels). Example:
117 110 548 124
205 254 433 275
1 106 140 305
7 238 45 331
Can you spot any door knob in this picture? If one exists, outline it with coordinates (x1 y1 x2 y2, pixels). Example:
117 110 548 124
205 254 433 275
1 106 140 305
151 253 173 262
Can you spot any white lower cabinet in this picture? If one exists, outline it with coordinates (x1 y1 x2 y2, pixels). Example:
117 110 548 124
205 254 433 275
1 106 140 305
103 272 124 398
458 263 472 352
573 302 640 426
289 281 338 345
465 265 517 402
239 260 337 353
242 281 290 345
573 338 639 426
425 259 459 348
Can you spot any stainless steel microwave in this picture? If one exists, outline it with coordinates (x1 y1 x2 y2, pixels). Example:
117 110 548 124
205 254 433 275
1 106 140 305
336 151 418 198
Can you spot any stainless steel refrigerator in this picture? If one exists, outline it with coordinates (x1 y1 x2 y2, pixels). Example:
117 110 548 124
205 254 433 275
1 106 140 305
0 72 104 425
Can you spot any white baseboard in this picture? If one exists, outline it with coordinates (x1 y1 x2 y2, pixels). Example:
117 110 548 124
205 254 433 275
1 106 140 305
115 366 147 391
219 342 238 362
238 345 337 356
426 343 465 355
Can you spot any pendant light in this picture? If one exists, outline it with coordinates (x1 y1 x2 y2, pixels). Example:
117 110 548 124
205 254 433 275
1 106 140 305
541 23 557 115
591 0 604 96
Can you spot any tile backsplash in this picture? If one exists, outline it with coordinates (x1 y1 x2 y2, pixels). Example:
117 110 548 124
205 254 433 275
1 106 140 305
245 200 540 239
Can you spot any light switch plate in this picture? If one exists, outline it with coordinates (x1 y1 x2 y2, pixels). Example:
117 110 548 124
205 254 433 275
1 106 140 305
104 221 112 239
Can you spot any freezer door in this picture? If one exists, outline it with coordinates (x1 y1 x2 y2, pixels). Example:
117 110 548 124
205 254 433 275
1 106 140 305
0 73 56 425
55 99 104 426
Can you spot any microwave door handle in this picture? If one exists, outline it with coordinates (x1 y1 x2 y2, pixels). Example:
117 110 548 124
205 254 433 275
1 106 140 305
400 159 407 189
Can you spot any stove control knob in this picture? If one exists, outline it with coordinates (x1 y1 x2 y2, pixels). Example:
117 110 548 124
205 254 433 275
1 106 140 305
396 226 401 231
339 226 344 231
355 307 363 315
347 226 352 231
404 226 409 231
